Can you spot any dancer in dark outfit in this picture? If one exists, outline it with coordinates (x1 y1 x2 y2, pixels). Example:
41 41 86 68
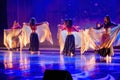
62 19 79 56
29 17 39 51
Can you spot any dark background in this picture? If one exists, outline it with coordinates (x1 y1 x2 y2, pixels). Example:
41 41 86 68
0 0 120 48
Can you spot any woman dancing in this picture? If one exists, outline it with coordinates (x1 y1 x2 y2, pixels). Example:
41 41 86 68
97 15 117 62
61 19 79 56
28 17 39 52
11 21 21 50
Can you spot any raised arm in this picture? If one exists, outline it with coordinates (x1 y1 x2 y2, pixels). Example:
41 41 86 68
94 25 103 30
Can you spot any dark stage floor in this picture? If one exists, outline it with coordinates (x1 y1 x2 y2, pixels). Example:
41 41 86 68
0 49 120 80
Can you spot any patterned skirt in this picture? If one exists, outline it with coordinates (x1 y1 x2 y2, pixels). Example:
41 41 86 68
98 33 113 57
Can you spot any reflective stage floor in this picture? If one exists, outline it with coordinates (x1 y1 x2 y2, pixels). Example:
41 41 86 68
0 49 120 80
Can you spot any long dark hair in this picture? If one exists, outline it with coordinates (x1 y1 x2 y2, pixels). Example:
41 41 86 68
64 19 73 28
29 17 36 26
104 15 111 24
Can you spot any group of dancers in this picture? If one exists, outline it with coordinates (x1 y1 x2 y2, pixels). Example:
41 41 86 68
4 17 53 52
4 15 120 62
58 15 120 62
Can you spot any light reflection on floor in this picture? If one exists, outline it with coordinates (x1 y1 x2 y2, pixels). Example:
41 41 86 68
0 49 120 80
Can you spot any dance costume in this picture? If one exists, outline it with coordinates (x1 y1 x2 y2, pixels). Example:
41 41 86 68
29 25 39 51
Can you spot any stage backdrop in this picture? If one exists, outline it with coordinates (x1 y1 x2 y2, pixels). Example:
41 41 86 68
7 0 120 48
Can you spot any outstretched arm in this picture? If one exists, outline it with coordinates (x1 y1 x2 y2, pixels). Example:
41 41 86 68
111 22 118 28
58 24 66 31
35 21 49 26
73 26 80 32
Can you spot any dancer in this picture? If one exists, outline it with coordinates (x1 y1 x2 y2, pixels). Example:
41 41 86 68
22 18 53 52
97 15 117 62
27 17 40 52
61 19 79 56
10 21 22 50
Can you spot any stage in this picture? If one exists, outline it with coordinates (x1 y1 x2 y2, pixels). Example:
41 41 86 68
0 48 120 80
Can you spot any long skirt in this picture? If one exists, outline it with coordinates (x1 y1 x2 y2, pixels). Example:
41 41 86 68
98 33 113 57
63 34 75 55
29 32 39 51
98 48 110 57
